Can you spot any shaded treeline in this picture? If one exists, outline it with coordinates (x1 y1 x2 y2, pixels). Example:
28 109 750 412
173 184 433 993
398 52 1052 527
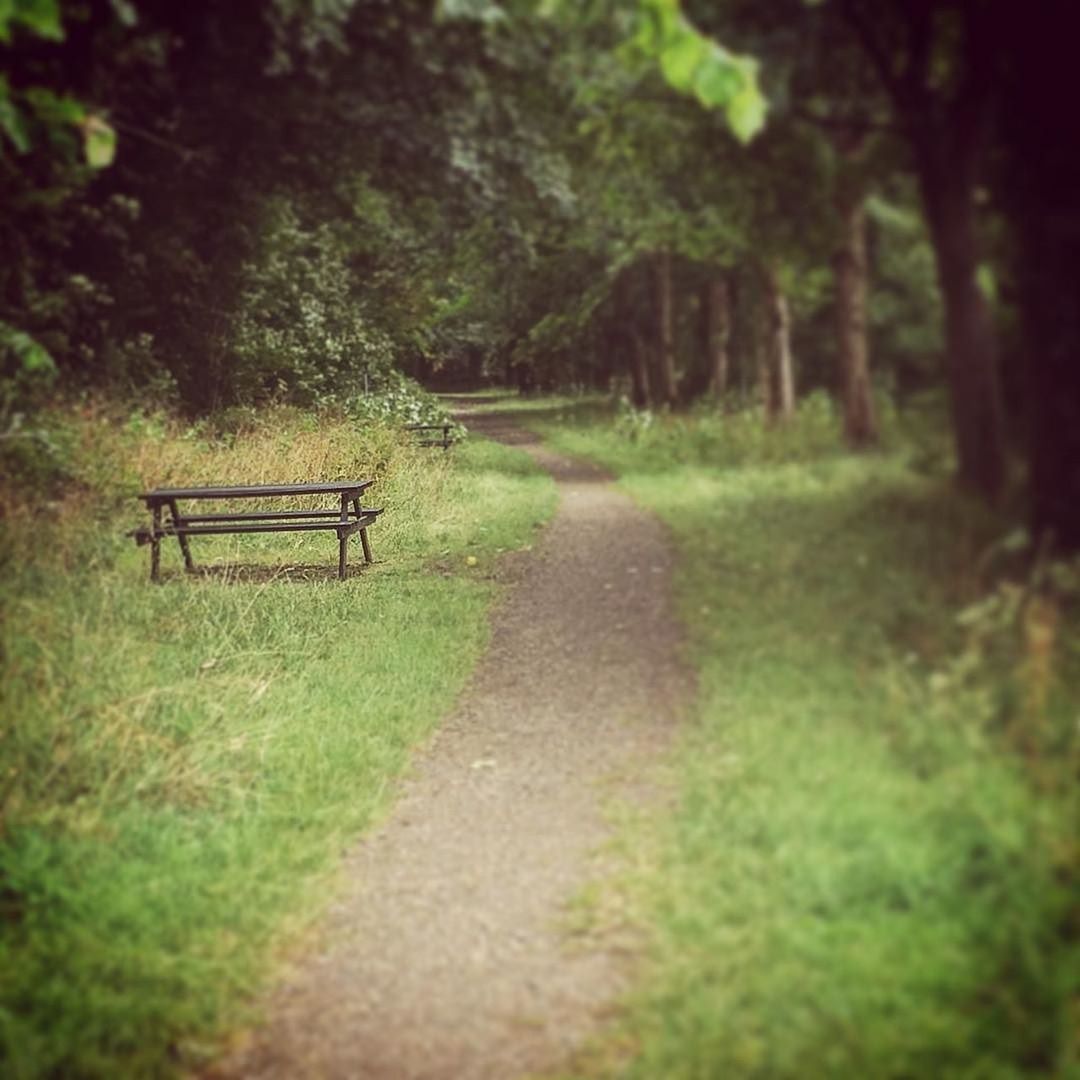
1 0 1077 546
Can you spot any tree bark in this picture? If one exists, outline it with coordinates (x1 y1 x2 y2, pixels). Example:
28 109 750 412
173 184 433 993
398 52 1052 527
996 11 1080 550
832 194 878 446
917 141 1005 499
837 0 1005 499
761 265 796 425
703 275 732 399
629 330 652 408
652 250 678 406
614 266 651 408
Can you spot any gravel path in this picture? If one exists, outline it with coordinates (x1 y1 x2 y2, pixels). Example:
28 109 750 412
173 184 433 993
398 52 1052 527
209 414 691 1079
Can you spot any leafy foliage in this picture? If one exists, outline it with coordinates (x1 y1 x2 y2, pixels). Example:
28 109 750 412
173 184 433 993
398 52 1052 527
632 0 766 141
347 370 464 434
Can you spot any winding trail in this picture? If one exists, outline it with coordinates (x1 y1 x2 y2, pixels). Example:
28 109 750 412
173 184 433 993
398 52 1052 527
210 413 691 1079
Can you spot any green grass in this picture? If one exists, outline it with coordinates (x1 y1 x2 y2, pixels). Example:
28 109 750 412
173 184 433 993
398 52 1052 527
442 388 611 419
536 405 1078 1078
0 407 556 1078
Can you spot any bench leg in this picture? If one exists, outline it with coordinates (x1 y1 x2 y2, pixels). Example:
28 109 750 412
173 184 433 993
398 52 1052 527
338 533 348 580
168 499 196 572
150 504 162 583
352 498 374 565
176 534 195 572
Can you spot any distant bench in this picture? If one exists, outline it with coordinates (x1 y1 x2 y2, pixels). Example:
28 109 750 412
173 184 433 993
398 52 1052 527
405 422 456 450
130 481 382 582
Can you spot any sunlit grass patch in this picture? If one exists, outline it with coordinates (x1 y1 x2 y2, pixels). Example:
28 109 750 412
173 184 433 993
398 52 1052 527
449 388 612 420
0 404 556 1077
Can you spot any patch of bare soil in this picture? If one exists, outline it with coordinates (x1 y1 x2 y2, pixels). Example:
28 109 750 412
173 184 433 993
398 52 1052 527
208 415 691 1079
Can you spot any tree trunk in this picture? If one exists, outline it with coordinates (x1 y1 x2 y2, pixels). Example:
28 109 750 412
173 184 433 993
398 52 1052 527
761 265 796 425
837 0 1006 502
833 194 878 447
614 266 651 408
652 250 678 406
997 14 1080 550
916 140 1005 500
703 275 731 399
1020 231 1080 553
629 330 651 408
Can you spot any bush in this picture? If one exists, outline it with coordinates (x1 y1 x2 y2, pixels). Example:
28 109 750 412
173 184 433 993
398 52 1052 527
347 371 466 437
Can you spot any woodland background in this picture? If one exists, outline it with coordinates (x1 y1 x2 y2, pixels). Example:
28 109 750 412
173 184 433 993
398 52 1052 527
2 0 1077 547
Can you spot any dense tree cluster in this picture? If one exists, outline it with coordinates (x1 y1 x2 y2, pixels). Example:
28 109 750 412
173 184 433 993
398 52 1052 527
1 0 1076 546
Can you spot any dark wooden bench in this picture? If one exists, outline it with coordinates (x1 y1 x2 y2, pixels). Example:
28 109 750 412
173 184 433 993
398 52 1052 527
405 423 455 450
130 481 382 582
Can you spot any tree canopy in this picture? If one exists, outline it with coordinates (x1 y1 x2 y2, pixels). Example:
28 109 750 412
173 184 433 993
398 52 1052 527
1 0 1076 546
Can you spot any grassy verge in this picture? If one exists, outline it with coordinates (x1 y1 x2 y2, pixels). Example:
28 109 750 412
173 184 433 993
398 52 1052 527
536 402 1078 1077
0 403 555 1078
443 388 611 420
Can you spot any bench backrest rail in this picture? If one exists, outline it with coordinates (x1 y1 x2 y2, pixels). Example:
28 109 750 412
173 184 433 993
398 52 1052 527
140 480 375 504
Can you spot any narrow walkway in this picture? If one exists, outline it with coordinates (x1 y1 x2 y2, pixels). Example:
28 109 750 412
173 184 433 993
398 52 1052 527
211 417 690 1079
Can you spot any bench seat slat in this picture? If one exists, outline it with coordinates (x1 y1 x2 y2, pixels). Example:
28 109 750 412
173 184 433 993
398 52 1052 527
157 516 379 538
176 508 383 524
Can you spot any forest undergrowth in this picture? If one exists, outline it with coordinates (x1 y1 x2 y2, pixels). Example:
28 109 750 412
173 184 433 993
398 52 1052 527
0 399 555 1078
535 395 1079 1079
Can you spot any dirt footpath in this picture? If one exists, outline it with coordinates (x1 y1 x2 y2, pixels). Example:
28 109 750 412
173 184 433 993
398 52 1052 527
209 415 691 1079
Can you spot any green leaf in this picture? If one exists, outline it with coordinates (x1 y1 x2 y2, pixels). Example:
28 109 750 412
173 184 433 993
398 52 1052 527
435 0 505 24
658 28 708 93
0 0 63 41
642 0 679 31
108 0 137 27
865 194 920 232
635 0 767 143
725 79 767 144
0 323 57 376
0 93 31 154
81 115 117 168
24 87 85 126
692 45 744 107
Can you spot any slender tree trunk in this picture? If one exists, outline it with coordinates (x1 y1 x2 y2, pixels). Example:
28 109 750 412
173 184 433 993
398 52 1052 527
417 353 433 386
652 250 678 406
761 264 796 425
615 266 651 408
916 140 1005 499
629 330 652 408
833 193 878 446
198 347 227 413
703 275 731 399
